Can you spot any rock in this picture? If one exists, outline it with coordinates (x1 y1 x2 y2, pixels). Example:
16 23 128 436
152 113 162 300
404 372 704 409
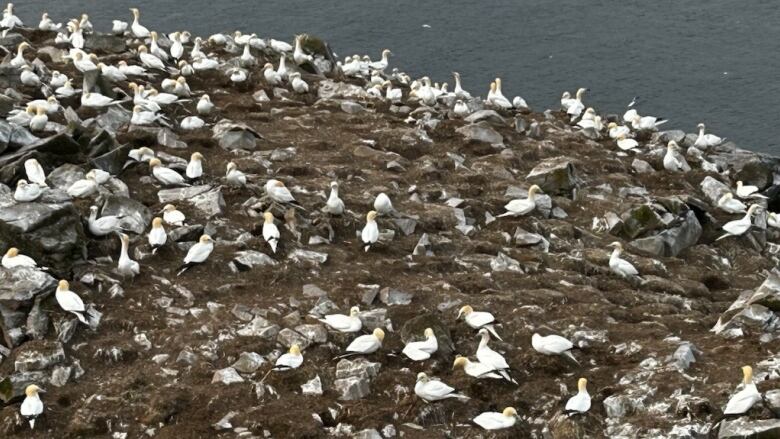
603 394 632 418
358 308 387 330
317 80 368 100
354 429 382 439
253 89 270 103
14 342 66 372
718 418 780 438
734 159 773 190
294 324 328 344
302 284 328 298
301 375 323 396
392 218 416 236
288 249 328 265
168 224 204 242
455 123 503 145
213 411 238 431
211 367 244 385
743 268 780 311
336 358 381 380
491 252 522 272
176 350 197 365
25 295 49 340
526 157 580 195
95 106 132 134
632 158 655 173
334 376 370 401
84 34 127 53
90 144 131 176
232 250 277 271
629 210 702 257
237 316 280 339
658 130 686 144
340 101 365 114
668 342 700 370
50 365 72 387
379 287 413 306
277 328 312 349
621 205 664 239
713 270 780 334
231 352 265 373
0 267 56 306
464 110 507 126
190 186 225 217
699 176 731 204
101 195 151 234
212 119 263 151
400 314 455 356
416 404 448 427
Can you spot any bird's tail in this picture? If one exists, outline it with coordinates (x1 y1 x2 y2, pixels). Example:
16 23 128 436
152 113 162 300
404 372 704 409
364 245 370 252
452 393 471 401
496 212 513 218
176 263 193 276
562 350 581 367
333 352 361 360
270 239 278 254
716 233 732 241
484 325 503 341
29 418 35 429
75 311 88 324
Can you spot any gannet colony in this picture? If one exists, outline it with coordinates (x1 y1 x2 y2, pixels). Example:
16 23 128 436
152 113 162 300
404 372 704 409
0 4 779 438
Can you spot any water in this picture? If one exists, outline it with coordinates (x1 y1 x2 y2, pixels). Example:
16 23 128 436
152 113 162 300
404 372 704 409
18 0 780 154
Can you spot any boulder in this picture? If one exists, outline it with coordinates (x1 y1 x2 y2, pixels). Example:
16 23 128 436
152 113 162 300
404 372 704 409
84 34 127 54
455 123 503 145
464 110 507 126
630 210 702 257
718 418 780 438
699 176 732 205
212 120 263 151
101 196 151 235
620 205 664 239
526 157 580 195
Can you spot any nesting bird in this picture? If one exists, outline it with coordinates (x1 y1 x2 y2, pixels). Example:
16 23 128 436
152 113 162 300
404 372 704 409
473 407 518 431
318 306 362 333
20 384 44 430
177 234 214 275
402 328 438 361
55 280 88 324
361 210 379 251
414 372 470 402
148 217 167 254
262 211 280 253
565 378 591 414
498 185 542 217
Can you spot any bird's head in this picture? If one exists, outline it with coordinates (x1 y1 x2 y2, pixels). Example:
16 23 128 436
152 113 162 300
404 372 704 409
457 305 473 319
289 344 301 355
502 407 518 418
57 279 69 290
416 372 428 382
742 365 753 384
192 152 203 161
578 377 588 392
199 235 213 244
366 211 378 221
5 247 18 257
25 384 42 397
372 328 385 341
263 211 274 223
349 306 360 317
148 158 162 168
607 241 623 251
423 328 434 338
152 217 163 228
452 355 468 370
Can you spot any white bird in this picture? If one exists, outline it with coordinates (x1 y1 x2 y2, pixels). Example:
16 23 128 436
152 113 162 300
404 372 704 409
229 67 247 84
718 205 760 241
149 32 168 61
138 45 166 71
186 152 204 180
129 8 149 38
262 63 282 85
131 105 163 126
0 3 23 29
162 204 185 226
322 181 345 215
89 169 111 185
67 172 98 198
10 41 29 68
531 333 578 365
117 233 140 278
197 94 214 115
343 328 385 356
769 212 780 229
148 217 167 254
270 38 293 52
616 135 639 151
2 247 37 269
361 210 379 252
473 407 518 431
724 366 762 415
117 60 146 76
452 356 505 380
663 141 691 172
49 70 67 87
88 205 123 237
169 32 184 60
24 159 47 187
290 72 309 93
453 100 469 118
13 179 42 202
318 306 362 333
277 53 289 80
192 56 219 71
622 108 638 124
149 158 186 186
608 241 638 277
373 192 394 215
476 328 513 382
265 179 296 203
111 20 127 35
457 305 502 341
487 81 512 109
717 193 747 214
81 92 119 108
452 71 471 99
607 122 631 139
180 116 205 130
71 51 97 72
98 62 127 82
8 106 35 126
369 48 392 71
694 123 722 148
273 344 303 370
56 280 87 324
177 234 214 275
736 181 763 199
402 328 438 361
55 79 78 98
190 36 205 59
148 89 178 105
20 384 44 430
414 372 470 402
38 12 60 31
20 65 41 87
566 88 587 118
565 378 591 413
498 185 542 217
632 114 667 131
263 211 280 253
129 146 155 163
226 162 246 187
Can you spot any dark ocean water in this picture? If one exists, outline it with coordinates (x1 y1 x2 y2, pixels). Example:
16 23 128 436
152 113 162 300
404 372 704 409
18 0 780 153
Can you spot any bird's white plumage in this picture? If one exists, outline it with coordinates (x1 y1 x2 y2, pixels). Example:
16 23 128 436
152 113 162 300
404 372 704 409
724 383 761 415
345 333 382 354
183 240 213 264
473 411 516 431
318 312 362 333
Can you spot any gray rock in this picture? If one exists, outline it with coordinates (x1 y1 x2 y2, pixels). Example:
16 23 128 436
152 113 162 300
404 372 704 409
354 429 382 439
25 295 49 340
84 34 127 53
464 110 507 126
668 342 701 370
514 227 545 247
176 350 198 365
743 268 780 312
302 284 328 298
308 296 338 317
0 267 56 306
295 324 328 344
699 176 731 204
301 375 323 396
232 352 265 373
168 224 204 242
211 367 245 384
358 308 387 330
232 250 277 271
50 365 72 387
765 389 780 413
289 249 328 265
317 80 368 100
157 128 187 149
621 205 664 239
212 119 263 151
400 314 455 356
718 418 780 438
392 218 417 236
455 123 503 145
55 318 79 344
101 195 152 234
253 89 270 103
157 185 212 203
334 376 370 401
14 342 65 372
277 328 312 349
190 186 225 217
632 158 655 173
526 157 580 195
340 101 365 114
379 287 413 306
491 252 522 272
336 358 382 380
95 106 132 134
658 130 686 144
629 210 702 257
603 394 632 418
237 316 280 339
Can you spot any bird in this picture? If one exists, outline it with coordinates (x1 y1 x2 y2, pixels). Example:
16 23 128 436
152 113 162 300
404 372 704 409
717 204 760 241
169 32 184 60
498 185 543 217
664 141 691 172
452 71 472 99
228 67 248 84
317 181 346 216
129 7 149 38
340 328 385 357
373 193 395 215
616 135 639 151
70 51 97 72
149 158 187 186
81 92 120 108
402 328 438 361
148 217 167 254
226 162 247 187
67 172 98 198
13 179 42 202
607 122 631 139
262 63 282 85
131 105 164 126
452 356 507 381
361 210 379 252
20 65 41 87
290 72 309 93
55 280 87 324
128 146 155 163
117 233 140 278
318 306 362 333
99 63 128 82
453 100 469 117
414 372 470 402
565 378 591 414
476 328 513 382
265 179 296 203
724 365 762 415
566 88 587 119
531 333 579 365
180 116 205 130
24 158 48 187
736 181 764 199
632 114 667 130
55 79 78 98
717 193 747 214
177 234 214 275
607 241 639 277
292 35 313 65
186 152 204 180
20 384 44 430
7 105 35 126
149 31 168 61
162 204 185 226
88 205 124 237
137 45 166 71
263 211 280 253
473 407 518 431
111 20 127 35
2 247 38 269
694 123 722 148
457 305 502 341
117 60 146 76
273 344 304 371
197 95 214 115
10 41 29 68
487 81 512 110
384 81 402 103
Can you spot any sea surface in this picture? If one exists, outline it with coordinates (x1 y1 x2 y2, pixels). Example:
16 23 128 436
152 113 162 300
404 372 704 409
18 0 780 153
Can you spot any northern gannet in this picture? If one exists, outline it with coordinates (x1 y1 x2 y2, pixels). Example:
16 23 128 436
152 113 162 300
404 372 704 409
38 12 61 31
270 38 293 52
208 33 227 45
616 135 639 151
186 152 203 180
226 162 246 187
190 36 205 59
474 407 518 430
290 72 309 93
239 43 256 67
88 205 124 236
717 204 760 241
69 22 84 50
277 54 289 80
55 79 78 98
149 31 168 61
20 65 41 87
111 20 127 35
265 179 296 203
274 344 303 370
498 185 542 217
169 32 183 60
453 100 469 118
361 210 379 252
71 50 97 72
79 14 93 32
487 81 512 109
769 212 780 229
20 384 44 430
162 204 185 226
118 60 146 76
452 72 471 99
565 378 591 413
632 114 667 130
566 88 587 119
180 116 205 130
56 280 87 324
663 141 691 172
512 96 529 109
607 122 631 139
608 242 638 277
717 193 747 214
129 8 150 38
29 96 60 114
229 67 248 84
233 30 253 45
148 217 167 253
117 233 140 278
531 333 578 365
197 94 214 115
131 105 163 126
177 234 214 275
90 169 111 185
322 181 345 215
414 372 470 402
318 307 362 333
137 45 166 71
342 328 385 356
457 305 502 340
694 123 722 148
0 3 22 29
147 89 178 105
14 180 42 202
452 356 505 380
263 211 280 253
736 181 764 199
373 192 395 215
7 106 35 126
369 49 392 71
262 63 282 85
402 328 438 361
129 146 155 163
24 158 48 187
50 70 67 87
149 158 186 186
99 63 127 82
476 328 513 382
81 92 120 108
10 41 29 68
724 366 761 415
2 247 37 269
293 35 313 65
67 172 98 198
193 55 220 71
